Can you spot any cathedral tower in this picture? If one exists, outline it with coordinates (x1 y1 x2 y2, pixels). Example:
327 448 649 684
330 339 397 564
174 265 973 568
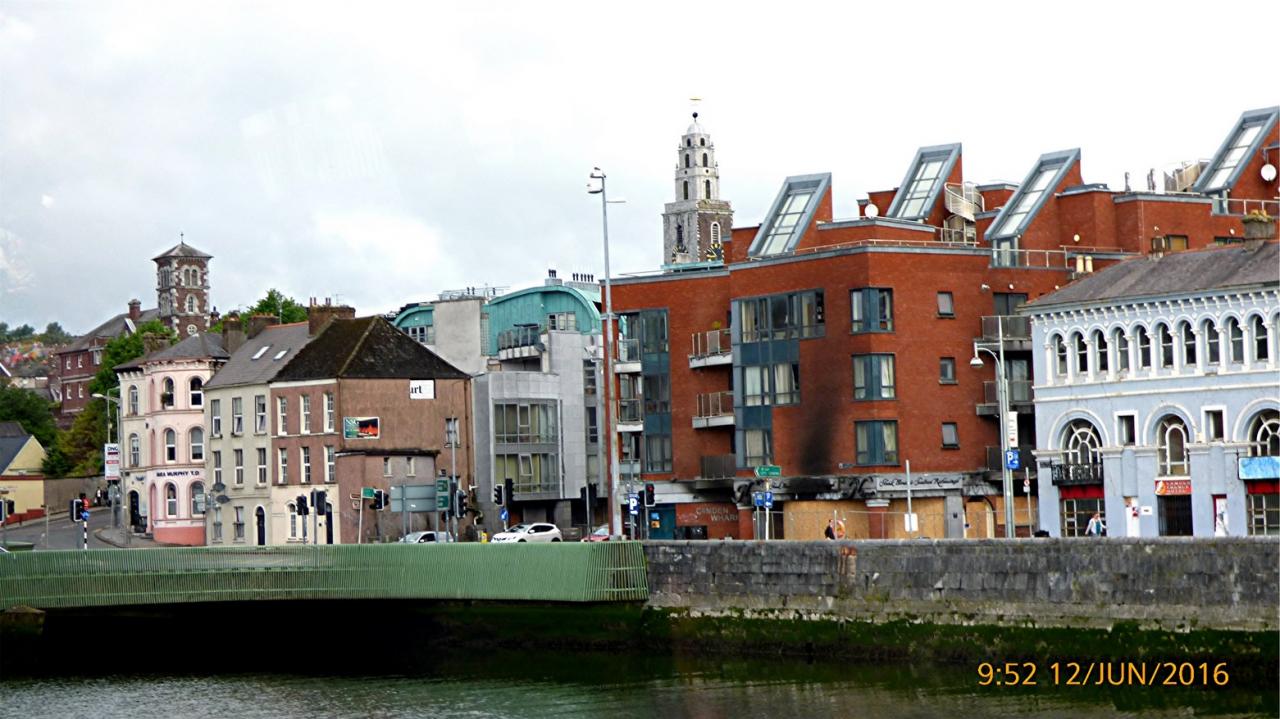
662 112 733 265
153 239 213 336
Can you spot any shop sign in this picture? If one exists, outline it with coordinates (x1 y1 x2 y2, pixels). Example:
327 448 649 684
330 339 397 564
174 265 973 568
343 417 380 440
1154 479 1191 496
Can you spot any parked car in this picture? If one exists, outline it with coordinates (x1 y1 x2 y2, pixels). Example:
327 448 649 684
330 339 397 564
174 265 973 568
491 523 562 543
399 530 454 543
582 525 611 542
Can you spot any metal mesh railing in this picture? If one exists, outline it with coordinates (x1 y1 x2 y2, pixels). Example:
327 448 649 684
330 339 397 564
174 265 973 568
0 542 649 609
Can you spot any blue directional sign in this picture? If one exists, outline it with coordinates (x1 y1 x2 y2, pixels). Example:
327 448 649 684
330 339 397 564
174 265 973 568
499 507 509 522
763 491 774 509
628 495 639 515
1005 449 1021 470
752 492 764 508
81 510 91 522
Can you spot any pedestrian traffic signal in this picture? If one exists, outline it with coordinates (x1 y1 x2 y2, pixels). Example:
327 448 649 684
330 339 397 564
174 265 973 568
69 498 83 523
371 490 386 510
457 491 467 516
493 485 504 506
296 495 310 516
312 490 327 513
645 483 656 506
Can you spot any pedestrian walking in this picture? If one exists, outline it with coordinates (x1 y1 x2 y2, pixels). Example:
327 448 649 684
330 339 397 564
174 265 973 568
1086 512 1105 537
835 519 847 539
824 519 836 540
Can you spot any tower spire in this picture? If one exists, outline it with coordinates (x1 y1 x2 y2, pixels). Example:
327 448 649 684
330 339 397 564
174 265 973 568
660 104 733 266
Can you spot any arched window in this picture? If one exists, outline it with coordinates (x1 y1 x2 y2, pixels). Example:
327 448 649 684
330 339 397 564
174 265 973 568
1227 317 1244 363
1062 419 1102 466
189 377 203 407
685 138 691 147
684 153 690 168
1157 415 1189 476
1249 410 1280 457
128 433 140 467
287 503 298 539
701 152 708 167
1202 320 1220 365
164 428 177 461
1179 321 1196 367
705 179 711 198
1156 324 1174 368
186 295 196 313
710 222 721 245
1252 315 1270 362
1072 332 1088 374
1053 335 1067 376
682 181 689 201
166 483 178 517
1136 326 1151 369
699 137 705 147
189 427 204 461
1092 330 1108 373
128 385 139 415
191 482 205 515
162 377 175 408
1113 328 1130 372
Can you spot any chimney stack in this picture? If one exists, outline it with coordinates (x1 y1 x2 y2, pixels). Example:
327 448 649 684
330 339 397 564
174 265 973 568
222 312 246 354
247 313 278 339
141 333 169 356
128 299 142 321
308 300 356 336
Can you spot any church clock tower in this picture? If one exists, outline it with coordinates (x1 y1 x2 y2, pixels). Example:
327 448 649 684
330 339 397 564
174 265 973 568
662 112 733 265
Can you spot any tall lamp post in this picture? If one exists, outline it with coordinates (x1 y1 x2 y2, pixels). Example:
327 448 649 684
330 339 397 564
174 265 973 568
970 321 1016 538
92 390 124 540
588 168 624 537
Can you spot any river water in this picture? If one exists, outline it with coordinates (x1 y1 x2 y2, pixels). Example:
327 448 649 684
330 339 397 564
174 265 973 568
2 651 1271 719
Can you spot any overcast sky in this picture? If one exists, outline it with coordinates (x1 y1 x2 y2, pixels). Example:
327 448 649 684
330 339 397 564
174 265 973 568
1 1 1276 334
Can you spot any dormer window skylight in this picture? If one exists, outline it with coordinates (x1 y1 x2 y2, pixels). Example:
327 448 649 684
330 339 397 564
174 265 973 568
251 346 270 360
886 144 960 221
1194 107 1278 193
273 349 288 361
987 149 1079 241
748 173 831 258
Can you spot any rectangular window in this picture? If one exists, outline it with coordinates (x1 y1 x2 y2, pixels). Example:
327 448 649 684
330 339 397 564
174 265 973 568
1247 494 1280 536
547 312 577 331
855 420 899 466
257 448 267 484
1118 415 1136 446
213 450 222 486
741 363 799 405
941 422 959 448
494 403 557 444
383 457 391 477
301 395 311 434
445 417 460 448
993 293 1028 316
583 361 597 395
936 291 954 317
278 448 288 484
851 288 893 333
1205 410 1225 442
406 456 415 476
212 507 223 541
1060 498 1104 537
234 507 245 541
586 406 599 444
278 397 288 434
737 290 824 341
232 397 244 435
234 449 244 485
255 395 267 433
210 399 222 436
853 354 896 400
643 375 671 414
757 188 815 255
325 446 335 483
301 446 311 483
644 434 673 473
743 428 772 467
940 357 956 383
743 365 769 406
324 392 335 432
773 363 800 404
1115 331 1130 372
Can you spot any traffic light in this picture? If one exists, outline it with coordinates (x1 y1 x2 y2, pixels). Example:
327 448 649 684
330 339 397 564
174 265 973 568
296 495 310 516
0 499 11 521
371 490 386 510
457 490 468 516
493 485 504 506
69 498 83 523
312 490 327 513
645 483 656 507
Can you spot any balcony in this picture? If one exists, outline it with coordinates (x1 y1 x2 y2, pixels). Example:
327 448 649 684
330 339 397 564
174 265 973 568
980 315 1032 350
618 458 641 481
1050 461 1104 486
700 454 736 480
976 380 1033 416
614 338 641 373
693 391 734 428
985 445 1037 474
497 324 544 360
616 399 643 432
689 328 732 368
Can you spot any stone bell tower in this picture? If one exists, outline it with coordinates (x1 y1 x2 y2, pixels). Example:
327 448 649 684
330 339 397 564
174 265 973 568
154 238 213 336
662 112 734 266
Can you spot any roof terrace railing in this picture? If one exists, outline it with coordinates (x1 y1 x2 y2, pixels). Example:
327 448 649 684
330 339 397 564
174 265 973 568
1213 197 1280 217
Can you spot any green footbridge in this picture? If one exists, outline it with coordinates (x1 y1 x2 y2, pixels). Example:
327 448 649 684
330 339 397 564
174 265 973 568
0 543 649 610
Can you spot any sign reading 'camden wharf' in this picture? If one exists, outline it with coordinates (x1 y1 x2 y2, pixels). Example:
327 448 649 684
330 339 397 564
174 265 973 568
873 474 964 493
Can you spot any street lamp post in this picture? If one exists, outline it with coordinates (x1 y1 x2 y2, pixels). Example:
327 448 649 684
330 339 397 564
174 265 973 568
92 390 125 542
971 320 1016 539
589 168 623 537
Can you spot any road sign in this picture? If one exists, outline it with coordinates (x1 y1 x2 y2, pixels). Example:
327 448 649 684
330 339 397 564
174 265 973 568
754 465 781 478
104 443 121 479
1005 449 1021 470
763 491 774 509
1006 411 1019 447
436 478 450 493
1023 479 1031 493
499 507 509 521
361 487 376 499
752 492 764 508
80 510 90 522
628 495 639 515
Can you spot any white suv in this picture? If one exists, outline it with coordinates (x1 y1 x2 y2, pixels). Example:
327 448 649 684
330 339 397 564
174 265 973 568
491 523 563 543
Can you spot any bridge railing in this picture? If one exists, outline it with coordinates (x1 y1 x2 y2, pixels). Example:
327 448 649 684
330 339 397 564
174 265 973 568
0 543 649 609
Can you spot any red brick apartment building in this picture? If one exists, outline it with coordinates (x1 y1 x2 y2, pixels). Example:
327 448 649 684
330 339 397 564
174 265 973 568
608 107 1279 541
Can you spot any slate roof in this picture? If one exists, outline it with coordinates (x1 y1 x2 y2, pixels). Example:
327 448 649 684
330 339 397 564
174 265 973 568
0 435 32 474
0 421 28 437
1026 242 1280 310
60 308 160 353
274 317 470 382
152 241 212 260
204 323 313 390
115 333 228 372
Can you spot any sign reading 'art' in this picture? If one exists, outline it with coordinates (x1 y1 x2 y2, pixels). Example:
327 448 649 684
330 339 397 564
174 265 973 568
343 416 380 440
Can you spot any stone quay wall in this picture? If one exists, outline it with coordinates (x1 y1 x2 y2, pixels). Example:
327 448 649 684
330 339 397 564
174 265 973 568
643 538 1279 633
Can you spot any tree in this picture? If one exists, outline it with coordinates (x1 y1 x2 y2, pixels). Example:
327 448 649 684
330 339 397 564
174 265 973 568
59 400 108 477
0 382 59 448
41 322 73 345
87 320 175 398
211 289 308 334
9 324 34 341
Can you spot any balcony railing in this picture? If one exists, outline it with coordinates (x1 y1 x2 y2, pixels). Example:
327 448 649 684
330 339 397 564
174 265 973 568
616 398 642 424
986 445 1036 473
1050 461 1104 486
700 454 736 479
1212 197 1280 217
695 391 733 418
983 380 1033 405
980 315 1031 341
615 338 641 364
497 325 544 351
690 328 732 359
